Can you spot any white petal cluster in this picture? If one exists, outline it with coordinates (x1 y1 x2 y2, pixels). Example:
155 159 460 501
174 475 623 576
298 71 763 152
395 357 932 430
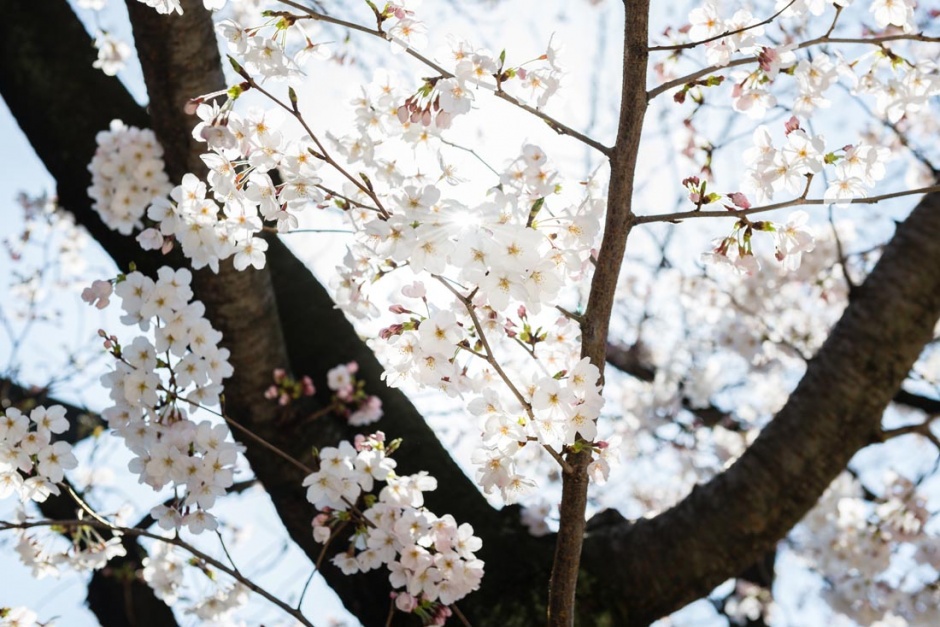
0 405 78 503
0 606 42 626
95 267 241 534
870 0 917 32
92 31 132 77
218 19 304 81
468 358 606 501
143 540 249 618
687 2 765 67
133 0 225 15
141 102 325 271
14 517 126 579
305 433 484 611
141 540 185 602
794 471 940 625
88 121 173 236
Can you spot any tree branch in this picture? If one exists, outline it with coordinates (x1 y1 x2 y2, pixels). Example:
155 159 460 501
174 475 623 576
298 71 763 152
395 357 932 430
580 187 940 625
635 185 940 224
272 0 611 155
0 380 178 627
548 1 649 625
648 30 940 100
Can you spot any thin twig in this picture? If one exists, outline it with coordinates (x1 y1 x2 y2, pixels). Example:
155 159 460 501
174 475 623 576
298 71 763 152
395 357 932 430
649 29 940 100
216 529 242 576
296 519 348 611
451 602 473 627
238 75 390 218
634 184 940 224
0 518 315 627
648 1 797 52
433 275 574 474
272 1 611 155
177 394 313 474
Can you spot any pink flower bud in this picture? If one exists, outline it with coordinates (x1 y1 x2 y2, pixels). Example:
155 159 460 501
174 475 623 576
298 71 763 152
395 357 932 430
435 110 452 129
394 592 418 612
184 97 203 115
784 116 801 135
728 192 751 209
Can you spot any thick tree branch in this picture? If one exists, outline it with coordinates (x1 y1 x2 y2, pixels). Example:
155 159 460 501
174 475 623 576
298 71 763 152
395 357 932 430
581 188 940 625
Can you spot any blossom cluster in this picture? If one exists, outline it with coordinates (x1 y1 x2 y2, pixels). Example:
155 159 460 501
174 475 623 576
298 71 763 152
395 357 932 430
305 432 484 619
0 405 78 503
14 515 126 580
742 115 889 207
688 2 766 67
326 362 384 427
87 120 173 236
698 113 894 274
672 3 940 142
150 91 334 269
83 11 605 507
135 0 226 16
142 540 249 620
90 266 241 534
795 471 940 625
92 31 132 77
399 37 563 131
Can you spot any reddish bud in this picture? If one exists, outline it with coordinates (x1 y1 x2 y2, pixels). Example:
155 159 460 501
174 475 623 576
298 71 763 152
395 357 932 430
184 97 203 115
784 115 801 135
728 192 751 209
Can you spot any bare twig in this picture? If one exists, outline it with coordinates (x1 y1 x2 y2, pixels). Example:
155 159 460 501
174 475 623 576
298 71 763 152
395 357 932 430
0 518 315 627
272 1 611 155
649 1 797 52
634 184 940 224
